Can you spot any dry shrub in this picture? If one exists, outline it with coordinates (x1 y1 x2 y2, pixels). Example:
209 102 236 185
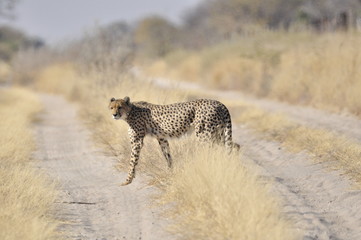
33 63 81 99
141 30 314 96
0 88 58 240
0 61 11 84
145 52 270 94
145 54 202 84
171 54 202 83
156 141 295 240
143 59 168 77
206 56 265 91
12 48 61 86
271 33 361 114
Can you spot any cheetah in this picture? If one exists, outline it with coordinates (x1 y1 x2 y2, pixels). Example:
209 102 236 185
109 96 240 185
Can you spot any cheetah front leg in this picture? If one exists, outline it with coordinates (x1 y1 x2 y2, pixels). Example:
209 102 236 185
121 132 144 186
157 137 172 168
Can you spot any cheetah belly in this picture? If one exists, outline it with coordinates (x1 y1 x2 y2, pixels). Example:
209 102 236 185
146 119 193 139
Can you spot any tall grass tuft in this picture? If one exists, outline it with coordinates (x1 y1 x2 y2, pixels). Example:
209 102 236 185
0 88 58 240
271 33 361 114
155 141 295 240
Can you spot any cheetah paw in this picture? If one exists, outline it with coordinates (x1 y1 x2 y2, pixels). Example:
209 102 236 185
120 180 132 186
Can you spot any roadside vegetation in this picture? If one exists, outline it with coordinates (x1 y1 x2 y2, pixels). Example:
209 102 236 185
155 143 293 239
144 31 361 116
230 101 361 184
0 88 58 240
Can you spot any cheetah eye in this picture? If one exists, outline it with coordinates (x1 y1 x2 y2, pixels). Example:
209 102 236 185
110 107 113 110
118 106 122 110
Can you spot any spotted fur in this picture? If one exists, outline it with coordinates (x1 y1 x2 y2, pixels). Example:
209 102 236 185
109 96 240 185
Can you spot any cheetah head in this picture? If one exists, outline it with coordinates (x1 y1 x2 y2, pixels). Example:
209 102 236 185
108 96 131 120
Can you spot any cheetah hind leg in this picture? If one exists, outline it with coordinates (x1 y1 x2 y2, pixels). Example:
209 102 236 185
157 137 172 168
195 126 213 145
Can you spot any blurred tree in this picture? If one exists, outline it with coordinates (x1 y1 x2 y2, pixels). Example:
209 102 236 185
0 25 44 61
180 0 361 47
208 0 305 32
134 16 178 57
0 0 46 61
264 0 305 28
68 21 134 73
298 0 361 31
181 2 216 48
181 0 276 47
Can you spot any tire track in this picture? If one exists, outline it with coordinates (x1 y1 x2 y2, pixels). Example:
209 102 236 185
234 126 361 240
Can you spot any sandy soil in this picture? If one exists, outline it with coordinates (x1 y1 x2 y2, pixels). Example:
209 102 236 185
147 76 361 240
234 127 361 240
34 94 172 240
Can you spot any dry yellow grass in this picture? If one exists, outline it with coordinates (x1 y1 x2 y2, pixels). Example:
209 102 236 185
156 141 295 240
0 88 58 240
143 31 361 116
0 61 11 84
143 30 314 95
272 33 361 114
31 63 296 239
34 63 81 99
234 102 361 184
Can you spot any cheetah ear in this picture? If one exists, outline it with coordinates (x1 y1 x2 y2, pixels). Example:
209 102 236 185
124 96 130 105
110 97 116 102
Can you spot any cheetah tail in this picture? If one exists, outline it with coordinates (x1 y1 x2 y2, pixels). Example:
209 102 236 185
223 110 240 153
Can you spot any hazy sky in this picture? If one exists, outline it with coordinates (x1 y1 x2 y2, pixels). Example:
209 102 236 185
1 0 203 44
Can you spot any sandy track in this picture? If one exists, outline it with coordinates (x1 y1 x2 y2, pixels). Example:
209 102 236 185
34 94 171 240
234 127 361 240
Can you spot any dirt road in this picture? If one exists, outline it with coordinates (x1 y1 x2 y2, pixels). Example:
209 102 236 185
34 94 171 240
